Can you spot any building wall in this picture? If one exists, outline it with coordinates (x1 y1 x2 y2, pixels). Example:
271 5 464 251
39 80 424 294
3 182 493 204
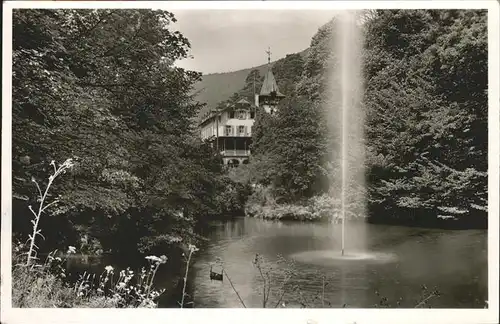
199 101 281 167
200 110 255 140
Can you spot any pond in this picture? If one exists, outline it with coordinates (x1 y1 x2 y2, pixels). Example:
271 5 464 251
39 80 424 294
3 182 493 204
65 217 487 308
185 217 487 308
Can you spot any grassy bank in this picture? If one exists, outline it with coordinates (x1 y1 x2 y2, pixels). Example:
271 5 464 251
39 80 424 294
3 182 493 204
244 186 363 222
12 243 172 308
244 185 487 230
11 241 204 308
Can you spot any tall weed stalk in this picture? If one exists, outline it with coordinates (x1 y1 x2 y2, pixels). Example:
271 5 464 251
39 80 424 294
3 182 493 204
26 159 74 266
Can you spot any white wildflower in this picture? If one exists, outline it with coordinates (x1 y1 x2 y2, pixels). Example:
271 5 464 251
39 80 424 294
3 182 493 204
105 265 114 273
145 255 162 263
63 158 74 168
67 246 76 254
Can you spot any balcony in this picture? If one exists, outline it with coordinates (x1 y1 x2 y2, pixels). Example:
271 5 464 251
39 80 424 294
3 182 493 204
224 132 251 137
220 149 251 157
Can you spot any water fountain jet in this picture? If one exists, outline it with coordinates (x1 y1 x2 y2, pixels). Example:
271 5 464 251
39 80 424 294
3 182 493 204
291 11 396 265
336 10 364 259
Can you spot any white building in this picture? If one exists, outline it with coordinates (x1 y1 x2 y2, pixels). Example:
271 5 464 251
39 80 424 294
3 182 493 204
199 54 285 166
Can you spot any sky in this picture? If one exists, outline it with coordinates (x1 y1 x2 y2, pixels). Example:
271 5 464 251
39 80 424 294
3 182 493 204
171 10 337 75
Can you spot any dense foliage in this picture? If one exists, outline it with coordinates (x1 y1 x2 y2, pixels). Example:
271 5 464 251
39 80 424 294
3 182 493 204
12 9 243 256
362 10 487 226
242 10 487 227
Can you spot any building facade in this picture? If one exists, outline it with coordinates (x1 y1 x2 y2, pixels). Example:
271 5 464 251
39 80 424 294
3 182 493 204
199 98 255 166
199 54 285 167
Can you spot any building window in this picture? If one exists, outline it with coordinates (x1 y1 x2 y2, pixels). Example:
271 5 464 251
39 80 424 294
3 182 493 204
229 110 235 119
238 125 245 135
225 125 233 136
238 110 246 119
250 111 255 119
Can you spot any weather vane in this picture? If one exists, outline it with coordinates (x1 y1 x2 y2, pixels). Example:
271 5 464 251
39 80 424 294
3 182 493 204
266 46 272 64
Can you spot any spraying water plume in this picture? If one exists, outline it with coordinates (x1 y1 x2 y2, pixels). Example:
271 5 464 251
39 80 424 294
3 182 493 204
333 10 365 256
292 11 396 265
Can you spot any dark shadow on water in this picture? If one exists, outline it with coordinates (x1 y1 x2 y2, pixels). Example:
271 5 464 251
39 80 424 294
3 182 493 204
367 206 487 230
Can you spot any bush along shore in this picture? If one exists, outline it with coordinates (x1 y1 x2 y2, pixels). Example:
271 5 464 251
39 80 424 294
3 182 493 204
243 184 486 229
244 187 363 222
244 187 487 229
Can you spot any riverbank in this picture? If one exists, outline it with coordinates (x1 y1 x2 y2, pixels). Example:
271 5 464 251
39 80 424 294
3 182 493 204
244 190 488 230
366 206 488 230
244 189 364 222
11 241 198 308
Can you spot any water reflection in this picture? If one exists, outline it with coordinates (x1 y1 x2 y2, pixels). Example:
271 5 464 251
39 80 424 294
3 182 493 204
64 217 487 308
191 217 487 308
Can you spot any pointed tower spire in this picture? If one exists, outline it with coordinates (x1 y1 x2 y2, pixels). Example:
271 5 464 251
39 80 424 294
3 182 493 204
260 46 283 98
258 47 285 115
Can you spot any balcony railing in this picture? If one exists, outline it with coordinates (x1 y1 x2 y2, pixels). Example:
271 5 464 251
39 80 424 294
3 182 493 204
220 150 251 157
224 132 251 137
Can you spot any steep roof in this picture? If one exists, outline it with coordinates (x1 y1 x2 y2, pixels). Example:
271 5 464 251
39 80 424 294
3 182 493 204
260 68 285 98
236 98 251 105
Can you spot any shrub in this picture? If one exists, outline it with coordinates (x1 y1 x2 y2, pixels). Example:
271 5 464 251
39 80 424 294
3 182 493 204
12 159 175 308
12 243 168 308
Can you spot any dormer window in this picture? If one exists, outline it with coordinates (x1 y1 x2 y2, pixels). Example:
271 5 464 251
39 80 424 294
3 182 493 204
237 110 246 120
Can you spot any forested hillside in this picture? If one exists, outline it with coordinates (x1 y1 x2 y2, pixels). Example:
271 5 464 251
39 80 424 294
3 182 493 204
239 10 488 228
193 49 308 117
